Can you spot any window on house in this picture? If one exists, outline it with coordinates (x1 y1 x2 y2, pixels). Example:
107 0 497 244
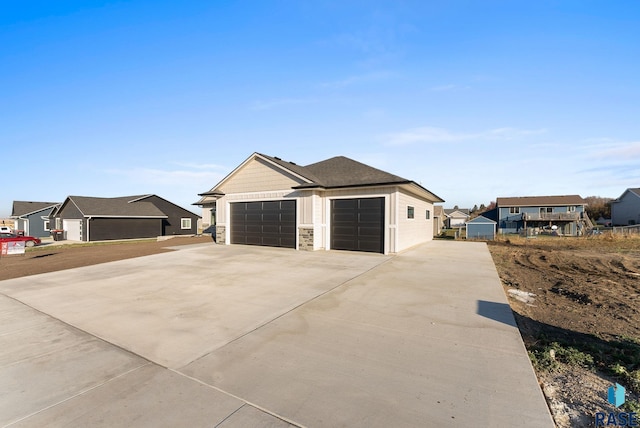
407 206 414 219
567 206 576 212
509 207 520 214
181 218 192 229
426 210 431 220
43 221 50 231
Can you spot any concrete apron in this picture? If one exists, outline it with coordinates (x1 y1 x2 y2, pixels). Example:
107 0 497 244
0 241 554 427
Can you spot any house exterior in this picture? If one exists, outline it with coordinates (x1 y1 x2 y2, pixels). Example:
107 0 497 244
466 215 497 240
50 195 200 242
496 195 589 236
444 209 470 228
611 188 640 226
195 152 444 254
10 201 60 238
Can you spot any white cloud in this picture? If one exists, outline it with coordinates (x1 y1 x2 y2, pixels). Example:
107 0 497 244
586 141 640 160
172 161 228 170
382 126 547 146
105 167 224 187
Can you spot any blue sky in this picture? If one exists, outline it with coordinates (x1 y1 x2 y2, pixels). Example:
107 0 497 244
2 1 639 218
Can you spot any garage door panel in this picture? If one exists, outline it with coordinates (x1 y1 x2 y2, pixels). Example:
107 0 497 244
331 197 384 253
358 227 382 237
262 213 280 222
333 213 356 222
357 198 382 209
231 201 296 249
358 212 382 222
333 199 356 209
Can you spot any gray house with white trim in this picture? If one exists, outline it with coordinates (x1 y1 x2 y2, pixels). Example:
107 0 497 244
496 195 588 236
11 201 60 238
196 152 444 254
611 188 640 226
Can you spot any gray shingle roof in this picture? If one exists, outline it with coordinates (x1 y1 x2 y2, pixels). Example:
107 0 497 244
496 195 585 207
200 152 444 203
258 153 412 188
68 195 167 217
12 201 60 217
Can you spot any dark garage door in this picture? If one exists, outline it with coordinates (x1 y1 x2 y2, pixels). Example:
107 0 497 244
331 197 384 253
231 200 296 248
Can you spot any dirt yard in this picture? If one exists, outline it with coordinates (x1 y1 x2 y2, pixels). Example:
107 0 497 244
1 234 638 427
488 234 640 427
0 236 213 281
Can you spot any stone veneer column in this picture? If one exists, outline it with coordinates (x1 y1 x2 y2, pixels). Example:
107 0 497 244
298 227 314 251
216 225 226 244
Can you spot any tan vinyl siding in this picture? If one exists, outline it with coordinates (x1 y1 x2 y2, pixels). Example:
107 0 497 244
219 158 305 194
397 189 434 251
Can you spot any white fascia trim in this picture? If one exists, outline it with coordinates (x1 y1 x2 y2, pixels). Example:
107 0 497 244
83 215 168 219
205 153 313 194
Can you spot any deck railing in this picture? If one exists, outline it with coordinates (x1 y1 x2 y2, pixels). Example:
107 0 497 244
522 212 581 221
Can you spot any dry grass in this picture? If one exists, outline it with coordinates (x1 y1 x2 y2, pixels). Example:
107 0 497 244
489 232 640 253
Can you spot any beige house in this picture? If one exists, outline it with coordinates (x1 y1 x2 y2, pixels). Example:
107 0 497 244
195 152 444 254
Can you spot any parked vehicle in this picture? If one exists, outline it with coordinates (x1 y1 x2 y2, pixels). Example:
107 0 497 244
0 226 13 233
0 233 41 247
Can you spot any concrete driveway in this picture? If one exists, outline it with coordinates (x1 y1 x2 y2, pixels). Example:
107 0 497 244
0 241 554 427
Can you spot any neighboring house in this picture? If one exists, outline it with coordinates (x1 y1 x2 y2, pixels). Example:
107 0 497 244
466 215 497 240
496 195 589 236
10 201 60 238
50 195 200 242
444 209 470 228
611 188 640 227
433 205 445 236
195 152 444 254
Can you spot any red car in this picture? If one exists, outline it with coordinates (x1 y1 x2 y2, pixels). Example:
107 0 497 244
0 233 41 247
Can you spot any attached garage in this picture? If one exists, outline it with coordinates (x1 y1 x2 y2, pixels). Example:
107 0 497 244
331 198 384 253
196 152 444 254
63 219 82 241
230 200 296 248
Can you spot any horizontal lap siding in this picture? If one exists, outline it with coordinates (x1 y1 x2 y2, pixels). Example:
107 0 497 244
220 158 304 194
397 190 433 251
89 218 163 241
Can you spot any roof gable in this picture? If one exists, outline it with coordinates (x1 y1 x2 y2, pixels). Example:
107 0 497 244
11 201 60 217
66 195 167 218
496 195 585 207
200 153 312 196
198 152 444 203
467 215 496 224
613 187 640 203
444 209 470 217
